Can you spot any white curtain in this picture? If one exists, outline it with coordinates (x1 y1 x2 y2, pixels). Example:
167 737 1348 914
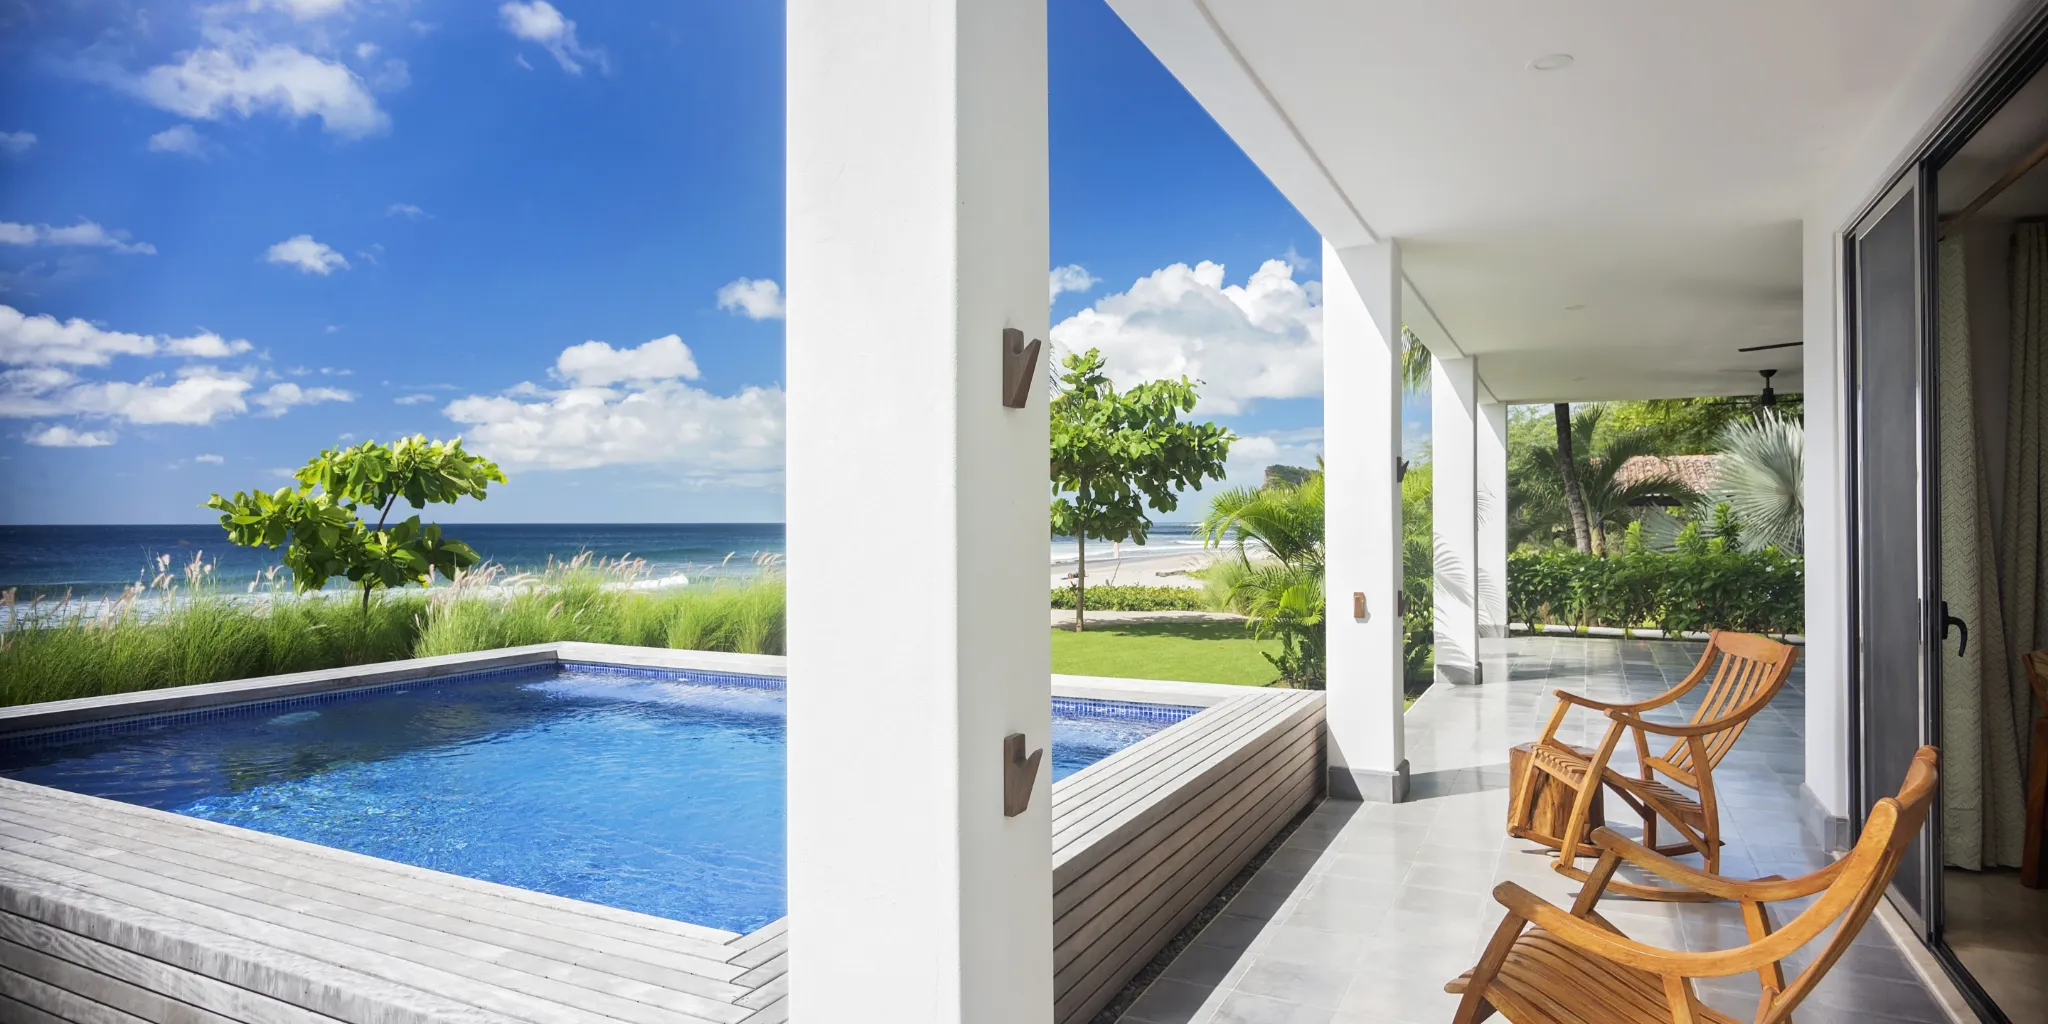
1937 236 2024 869
2006 221 2048 841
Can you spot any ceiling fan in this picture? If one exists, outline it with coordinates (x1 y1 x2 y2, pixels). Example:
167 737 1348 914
1737 341 1802 353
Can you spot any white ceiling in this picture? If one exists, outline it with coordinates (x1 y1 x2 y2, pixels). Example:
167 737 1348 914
1108 0 2029 403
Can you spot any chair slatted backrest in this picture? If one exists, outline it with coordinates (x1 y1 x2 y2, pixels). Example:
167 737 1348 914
1761 747 1939 1024
1666 631 1799 774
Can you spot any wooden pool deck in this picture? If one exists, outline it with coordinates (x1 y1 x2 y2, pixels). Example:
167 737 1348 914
0 776 789 1024
0 646 1323 1024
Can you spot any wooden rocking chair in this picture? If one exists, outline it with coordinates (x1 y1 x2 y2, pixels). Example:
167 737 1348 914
2023 649 2048 888
1512 630 1799 900
1450 747 1940 1024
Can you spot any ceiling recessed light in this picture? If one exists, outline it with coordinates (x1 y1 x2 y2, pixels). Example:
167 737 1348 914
1564 303 1586 311
1531 53 1575 71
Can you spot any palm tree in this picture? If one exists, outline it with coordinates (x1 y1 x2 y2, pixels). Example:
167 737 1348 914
1201 472 1328 685
1520 407 1699 555
1555 403 1594 553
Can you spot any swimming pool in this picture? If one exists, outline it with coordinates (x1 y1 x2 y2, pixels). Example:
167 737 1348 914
0 663 1197 933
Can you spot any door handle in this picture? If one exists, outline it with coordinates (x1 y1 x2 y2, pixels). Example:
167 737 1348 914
1941 601 1968 657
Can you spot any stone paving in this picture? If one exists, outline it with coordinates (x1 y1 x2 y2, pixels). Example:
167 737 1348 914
1119 636 1955 1024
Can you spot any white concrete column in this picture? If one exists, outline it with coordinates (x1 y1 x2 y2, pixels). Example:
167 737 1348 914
1800 215 1852 851
1477 400 1510 644
1431 356 1481 686
1324 238 1408 801
786 1 1052 1020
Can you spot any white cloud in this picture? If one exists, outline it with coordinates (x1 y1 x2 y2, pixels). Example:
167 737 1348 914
134 43 388 138
253 382 353 416
0 132 34 156
1049 264 1099 301
30 371 257 426
265 234 348 274
1049 259 1322 415
444 332 780 475
260 0 353 20
447 381 784 474
147 124 208 157
499 1 607 75
0 220 155 255
194 453 225 464
554 334 700 387
716 278 784 320
0 305 247 366
164 332 253 358
0 307 319 432
26 424 115 448
385 202 426 219
354 43 379 61
393 393 435 405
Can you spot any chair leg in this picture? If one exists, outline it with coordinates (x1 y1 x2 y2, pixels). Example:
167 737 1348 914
2023 717 2048 889
1554 775 1603 879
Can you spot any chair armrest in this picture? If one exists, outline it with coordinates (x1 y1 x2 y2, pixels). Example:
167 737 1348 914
1589 828 1845 902
1552 690 1680 714
1492 883 1799 979
1607 710 1729 738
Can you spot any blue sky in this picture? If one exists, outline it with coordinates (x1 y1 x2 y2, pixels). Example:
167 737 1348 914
0 0 1425 525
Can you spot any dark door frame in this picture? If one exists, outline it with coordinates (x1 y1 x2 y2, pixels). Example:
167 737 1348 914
1841 6 2048 1022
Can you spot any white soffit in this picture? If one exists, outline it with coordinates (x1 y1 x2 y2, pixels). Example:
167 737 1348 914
1106 0 2018 402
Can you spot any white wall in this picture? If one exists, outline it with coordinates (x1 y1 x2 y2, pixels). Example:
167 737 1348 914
1797 0 2036 835
785 0 1054 1019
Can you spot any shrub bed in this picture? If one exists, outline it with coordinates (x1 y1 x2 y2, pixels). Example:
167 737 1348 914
1507 550 1803 636
1050 584 1210 612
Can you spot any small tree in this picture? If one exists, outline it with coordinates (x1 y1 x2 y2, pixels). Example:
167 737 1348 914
205 435 506 613
1050 349 1232 630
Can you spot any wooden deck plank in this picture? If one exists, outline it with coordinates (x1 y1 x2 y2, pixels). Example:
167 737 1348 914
1054 716 1322 944
0 801 750 991
1055 707 1323 906
0 866 516 1024
4 964 156 1024
1 937 238 1024
0 849 741 1024
1051 696 1306 854
1057 769 1320 1021
0 913 344 1024
0 779 739 954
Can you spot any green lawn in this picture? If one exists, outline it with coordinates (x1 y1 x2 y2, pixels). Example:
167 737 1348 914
1050 619 1280 686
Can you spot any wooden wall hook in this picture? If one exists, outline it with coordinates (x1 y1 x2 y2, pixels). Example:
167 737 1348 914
1001 327 1043 409
1003 732 1043 817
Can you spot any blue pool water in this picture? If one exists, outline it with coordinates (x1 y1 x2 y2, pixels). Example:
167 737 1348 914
0 665 1197 933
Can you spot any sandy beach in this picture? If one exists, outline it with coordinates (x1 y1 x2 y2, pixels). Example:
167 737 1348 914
1050 547 1216 590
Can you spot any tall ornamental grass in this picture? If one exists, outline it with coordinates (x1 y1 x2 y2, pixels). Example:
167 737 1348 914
1 552 787 707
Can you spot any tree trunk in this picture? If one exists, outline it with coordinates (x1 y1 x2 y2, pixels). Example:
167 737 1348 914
1074 527 1087 632
1554 403 1594 554
1072 476 1089 632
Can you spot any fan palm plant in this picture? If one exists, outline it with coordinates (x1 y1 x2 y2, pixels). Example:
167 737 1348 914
1715 412 1804 552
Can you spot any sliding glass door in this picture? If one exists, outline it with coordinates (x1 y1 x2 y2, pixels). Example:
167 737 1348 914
1849 171 1938 932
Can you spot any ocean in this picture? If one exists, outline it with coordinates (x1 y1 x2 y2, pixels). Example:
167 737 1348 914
0 521 1211 601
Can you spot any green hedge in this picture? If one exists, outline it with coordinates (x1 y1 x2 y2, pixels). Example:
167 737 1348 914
1507 550 1803 636
1050 584 1209 612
